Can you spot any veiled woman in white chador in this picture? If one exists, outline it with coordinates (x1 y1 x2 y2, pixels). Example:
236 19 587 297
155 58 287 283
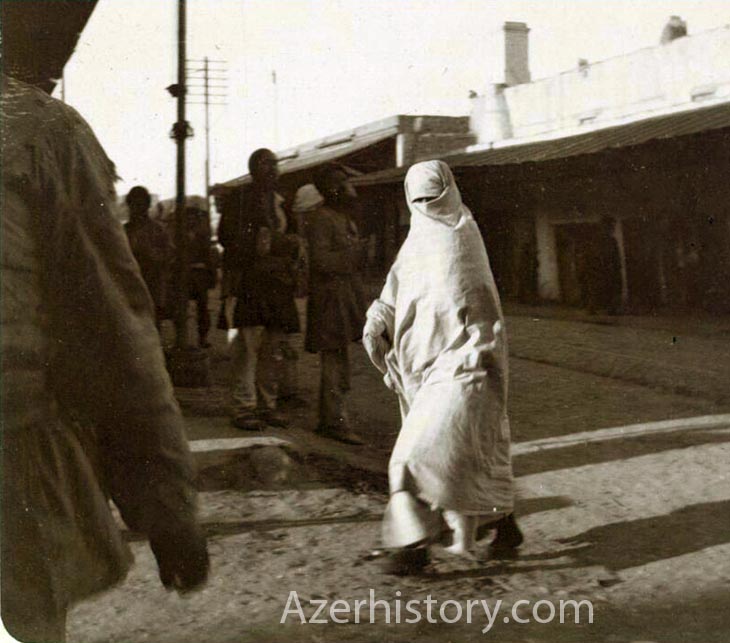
363 160 523 574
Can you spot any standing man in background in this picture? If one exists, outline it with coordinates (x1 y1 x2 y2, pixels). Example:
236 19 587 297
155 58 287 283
305 164 369 445
186 205 217 348
218 148 293 430
272 192 308 410
124 186 174 329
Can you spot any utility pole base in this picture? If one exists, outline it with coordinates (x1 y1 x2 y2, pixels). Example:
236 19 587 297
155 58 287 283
166 347 211 388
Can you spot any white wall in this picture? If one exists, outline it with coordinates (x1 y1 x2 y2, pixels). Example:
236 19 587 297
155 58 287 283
472 26 730 145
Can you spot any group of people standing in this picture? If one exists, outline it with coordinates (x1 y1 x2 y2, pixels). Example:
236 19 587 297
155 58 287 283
218 149 368 445
121 148 370 446
123 187 217 347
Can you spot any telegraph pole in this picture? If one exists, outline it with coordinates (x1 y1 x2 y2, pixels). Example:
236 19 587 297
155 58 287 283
204 57 211 210
187 57 228 214
165 42 228 384
164 0 210 387
272 69 279 148
174 0 189 351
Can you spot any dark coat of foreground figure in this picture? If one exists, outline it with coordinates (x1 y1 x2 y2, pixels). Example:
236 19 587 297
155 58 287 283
1 75 208 643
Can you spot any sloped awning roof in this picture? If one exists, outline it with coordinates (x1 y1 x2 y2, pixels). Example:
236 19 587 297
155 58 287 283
1 0 98 94
212 125 399 194
352 101 730 187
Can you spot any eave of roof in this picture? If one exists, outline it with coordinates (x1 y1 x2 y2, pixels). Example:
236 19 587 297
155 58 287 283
351 100 730 187
213 123 399 193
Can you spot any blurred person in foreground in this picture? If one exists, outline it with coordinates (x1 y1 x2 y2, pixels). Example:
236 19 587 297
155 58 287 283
305 166 369 445
1 73 209 641
363 160 523 575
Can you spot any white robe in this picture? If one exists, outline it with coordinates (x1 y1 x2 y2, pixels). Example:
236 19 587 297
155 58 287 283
364 161 514 548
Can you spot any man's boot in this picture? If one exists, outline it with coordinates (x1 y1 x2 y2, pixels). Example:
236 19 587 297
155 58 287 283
314 424 364 446
258 408 289 428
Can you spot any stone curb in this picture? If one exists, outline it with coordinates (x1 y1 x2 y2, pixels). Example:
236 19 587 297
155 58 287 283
191 435 305 491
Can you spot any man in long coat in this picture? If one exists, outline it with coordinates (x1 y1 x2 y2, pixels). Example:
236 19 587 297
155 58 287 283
218 149 300 430
305 165 368 445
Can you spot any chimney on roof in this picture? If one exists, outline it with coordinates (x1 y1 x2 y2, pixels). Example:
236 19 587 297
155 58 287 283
503 22 531 86
660 15 687 44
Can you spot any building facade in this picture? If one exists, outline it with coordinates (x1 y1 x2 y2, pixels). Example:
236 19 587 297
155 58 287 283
211 19 730 314
354 21 730 314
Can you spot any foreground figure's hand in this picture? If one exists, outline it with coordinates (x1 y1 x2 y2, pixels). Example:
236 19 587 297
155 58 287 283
150 524 210 593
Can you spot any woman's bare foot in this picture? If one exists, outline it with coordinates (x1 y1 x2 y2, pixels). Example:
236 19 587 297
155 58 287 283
443 512 478 557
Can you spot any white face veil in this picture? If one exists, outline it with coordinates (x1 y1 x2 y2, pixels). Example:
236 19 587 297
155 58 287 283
404 160 468 227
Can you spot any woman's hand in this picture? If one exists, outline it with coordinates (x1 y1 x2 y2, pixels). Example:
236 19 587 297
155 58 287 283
363 333 390 374
363 316 391 374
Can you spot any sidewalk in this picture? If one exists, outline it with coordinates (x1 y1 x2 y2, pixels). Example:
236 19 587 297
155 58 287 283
68 417 730 643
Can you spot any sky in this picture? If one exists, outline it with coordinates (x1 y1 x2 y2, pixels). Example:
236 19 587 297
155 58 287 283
62 0 730 201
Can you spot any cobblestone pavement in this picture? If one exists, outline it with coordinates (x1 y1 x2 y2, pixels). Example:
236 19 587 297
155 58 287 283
176 300 730 457
506 312 730 403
